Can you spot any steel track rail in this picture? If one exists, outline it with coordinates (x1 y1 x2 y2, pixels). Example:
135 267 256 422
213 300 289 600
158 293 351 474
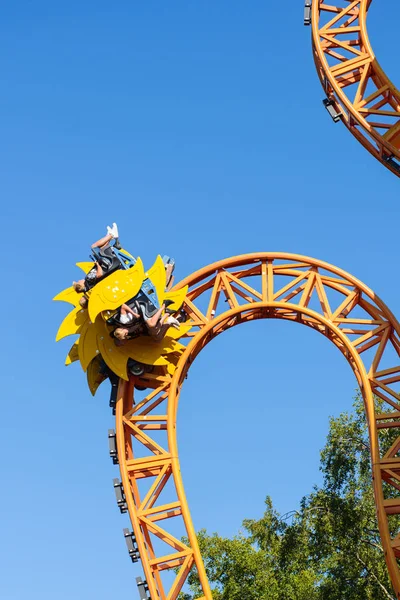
114 253 400 598
310 0 400 176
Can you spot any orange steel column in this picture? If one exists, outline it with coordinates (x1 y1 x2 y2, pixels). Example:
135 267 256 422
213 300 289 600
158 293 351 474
115 254 400 599
309 0 400 176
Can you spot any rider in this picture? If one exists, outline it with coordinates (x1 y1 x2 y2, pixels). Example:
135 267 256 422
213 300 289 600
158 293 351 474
113 303 180 343
73 223 120 294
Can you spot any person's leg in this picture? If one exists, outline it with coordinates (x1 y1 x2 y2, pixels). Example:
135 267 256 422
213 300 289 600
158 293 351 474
165 263 175 290
150 314 174 342
145 305 165 330
150 323 169 342
122 303 140 319
91 223 119 251
146 311 179 342
91 233 113 250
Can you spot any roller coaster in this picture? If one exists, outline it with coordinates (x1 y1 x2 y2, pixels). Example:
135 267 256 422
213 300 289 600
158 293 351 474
56 252 400 599
55 3 400 599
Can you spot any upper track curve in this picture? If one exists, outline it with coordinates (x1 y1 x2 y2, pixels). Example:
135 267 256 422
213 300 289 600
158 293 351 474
310 0 400 176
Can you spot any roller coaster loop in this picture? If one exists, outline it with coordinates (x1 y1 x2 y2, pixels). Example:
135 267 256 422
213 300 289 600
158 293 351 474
309 0 400 177
115 253 400 599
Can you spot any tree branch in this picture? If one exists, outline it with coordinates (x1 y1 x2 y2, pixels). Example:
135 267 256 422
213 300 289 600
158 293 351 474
360 538 384 553
341 436 370 451
355 552 395 600
281 507 327 522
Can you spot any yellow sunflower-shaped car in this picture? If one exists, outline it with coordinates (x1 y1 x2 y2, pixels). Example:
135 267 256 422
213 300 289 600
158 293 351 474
54 235 190 406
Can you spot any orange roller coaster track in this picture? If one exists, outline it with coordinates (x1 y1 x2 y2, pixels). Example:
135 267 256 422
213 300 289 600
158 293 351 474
309 0 400 176
115 253 400 599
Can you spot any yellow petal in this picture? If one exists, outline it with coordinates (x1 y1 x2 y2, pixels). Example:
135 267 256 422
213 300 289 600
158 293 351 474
53 286 82 307
145 255 167 306
76 261 95 274
65 340 79 365
118 247 135 262
167 352 182 375
87 355 107 396
96 326 129 380
56 306 88 341
78 319 100 372
160 337 186 355
124 335 169 365
88 258 145 323
164 324 192 340
167 362 177 376
164 285 188 312
123 335 184 367
114 340 169 368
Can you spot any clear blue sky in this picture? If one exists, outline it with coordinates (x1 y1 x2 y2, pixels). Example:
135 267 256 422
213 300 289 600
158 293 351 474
1 2 400 598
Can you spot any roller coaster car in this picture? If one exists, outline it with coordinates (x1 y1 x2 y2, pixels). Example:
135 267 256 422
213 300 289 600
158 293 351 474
105 255 177 327
76 252 188 404
85 240 136 289
107 289 160 327
91 238 133 267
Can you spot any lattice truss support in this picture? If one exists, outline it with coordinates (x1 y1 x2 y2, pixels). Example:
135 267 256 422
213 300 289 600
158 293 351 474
115 254 400 599
310 0 400 176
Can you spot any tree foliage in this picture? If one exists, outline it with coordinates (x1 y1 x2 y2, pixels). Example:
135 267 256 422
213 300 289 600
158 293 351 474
181 396 397 599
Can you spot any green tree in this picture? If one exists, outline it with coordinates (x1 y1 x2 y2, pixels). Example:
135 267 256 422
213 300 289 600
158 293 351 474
181 396 396 599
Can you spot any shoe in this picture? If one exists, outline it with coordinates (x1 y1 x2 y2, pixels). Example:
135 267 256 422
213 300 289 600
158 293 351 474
165 316 180 330
107 222 119 238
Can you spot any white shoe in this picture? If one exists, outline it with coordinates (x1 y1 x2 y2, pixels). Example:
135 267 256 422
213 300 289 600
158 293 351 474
107 222 119 238
165 316 180 330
